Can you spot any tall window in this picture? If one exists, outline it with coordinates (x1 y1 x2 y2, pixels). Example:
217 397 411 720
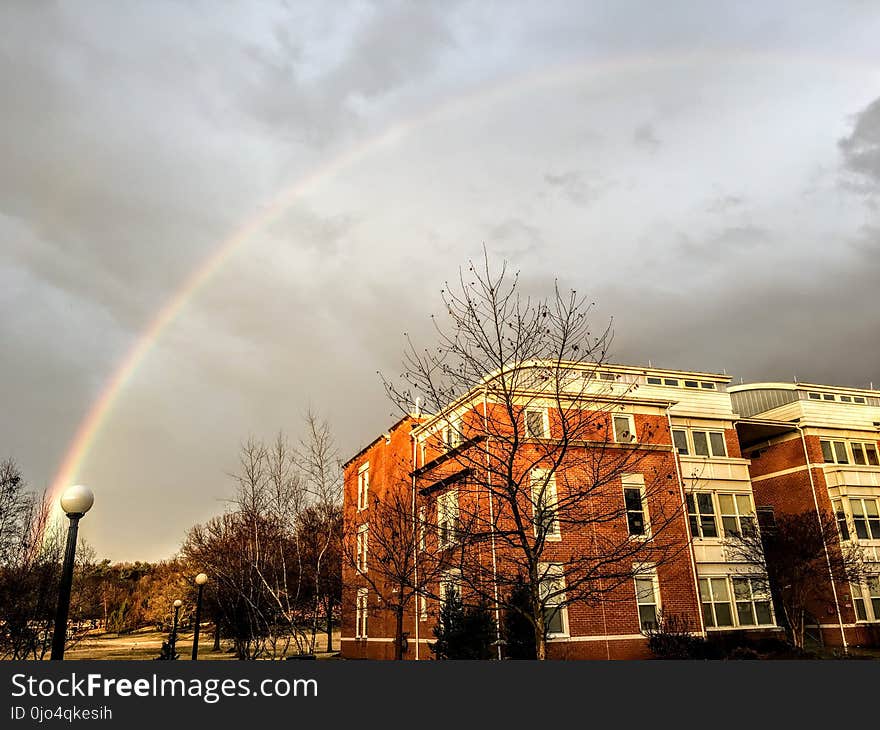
820 440 849 465
439 569 461 607
525 408 549 439
732 577 773 626
691 430 727 457
832 499 850 541
687 493 718 538
356 524 368 573
852 577 880 622
538 564 567 636
849 498 880 540
437 490 460 548
672 428 689 455
717 493 757 537
623 474 649 537
355 588 369 638
634 567 660 631
357 463 369 511
613 414 636 443
444 415 463 450
418 506 427 551
699 578 733 627
419 593 428 622
531 468 560 540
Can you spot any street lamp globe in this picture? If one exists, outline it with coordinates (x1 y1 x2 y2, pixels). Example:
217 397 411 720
195 573 208 586
173 599 183 608
60 485 94 516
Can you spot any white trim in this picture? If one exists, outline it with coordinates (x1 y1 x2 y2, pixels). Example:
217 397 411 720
548 633 646 643
525 407 551 439
612 413 637 443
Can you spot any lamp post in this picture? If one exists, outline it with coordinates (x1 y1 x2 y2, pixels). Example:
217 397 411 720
191 573 208 660
169 599 183 659
50 485 94 660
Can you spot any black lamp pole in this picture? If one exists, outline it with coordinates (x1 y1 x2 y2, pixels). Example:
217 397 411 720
191 581 205 660
50 513 83 660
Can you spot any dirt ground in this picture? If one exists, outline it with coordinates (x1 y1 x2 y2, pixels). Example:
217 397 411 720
64 627 341 660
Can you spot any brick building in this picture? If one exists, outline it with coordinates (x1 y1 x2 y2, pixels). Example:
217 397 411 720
730 381 880 648
341 362 787 659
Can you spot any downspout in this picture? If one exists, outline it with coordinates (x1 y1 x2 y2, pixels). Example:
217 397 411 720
484 387 503 659
665 406 706 637
411 422 420 660
796 424 848 653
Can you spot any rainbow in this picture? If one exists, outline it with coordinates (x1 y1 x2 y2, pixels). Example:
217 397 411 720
46 49 878 511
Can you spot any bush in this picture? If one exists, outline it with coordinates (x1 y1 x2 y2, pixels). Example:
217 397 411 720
502 577 537 659
646 612 709 659
431 590 497 660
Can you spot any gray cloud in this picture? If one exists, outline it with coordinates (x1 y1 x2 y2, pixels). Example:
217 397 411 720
633 123 661 153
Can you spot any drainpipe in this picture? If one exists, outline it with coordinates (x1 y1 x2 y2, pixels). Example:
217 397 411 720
483 387 503 659
411 425 420 660
796 424 848 653
665 406 706 637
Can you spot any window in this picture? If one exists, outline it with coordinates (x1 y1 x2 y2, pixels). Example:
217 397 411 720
647 376 662 385
687 493 718 538
525 408 549 439
853 442 880 466
538 564 567 636
531 468 560 540
356 524 368 573
700 578 734 627
418 506 427 551
700 382 716 390
849 498 880 540
357 463 369 511
355 588 369 638
852 577 880 622
732 577 773 626
684 380 699 388
808 392 821 400
820 439 849 464
444 415 463 450
664 378 679 386
823 394 835 401
854 397 867 404
613 414 636 443
691 430 727 457
672 429 689 455
623 474 649 537
634 568 660 631
832 499 850 541
599 372 617 381
840 395 853 403
717 493 757 538
437 490 460 548
419 593 428 622
439 570 461 607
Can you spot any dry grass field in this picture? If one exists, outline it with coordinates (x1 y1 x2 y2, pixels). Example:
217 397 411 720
63 627 341 660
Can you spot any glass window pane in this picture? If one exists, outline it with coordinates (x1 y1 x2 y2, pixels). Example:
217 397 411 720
614 416 632 441
754 601 772 625
624 488 643 511
709 432 727 457
697 493 714 514
686 493 696 512
639 605 658 630
854 598 867 621
545 607 564 634
718 494 735 514
740 516 757 537
714 602 734 627
699 579 711 600
527 411 545 438
702 603 715 627
735 495 753 515
852 443 866 465
732 578 751 600
673 429 689 454
701 516 718 538
821 441 834 463
711 578 730 601
736 601 756 626
635 578 655 602
627 512 645 535
833 442 849 464
722 516 739 536
850 499 865 516
693 431 710 456
865 444 879 466
865 501 879 518
689 515 699 536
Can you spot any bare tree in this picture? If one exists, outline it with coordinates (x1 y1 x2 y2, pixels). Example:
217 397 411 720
342 461 453 659
724 509 869 650
383 254 690 659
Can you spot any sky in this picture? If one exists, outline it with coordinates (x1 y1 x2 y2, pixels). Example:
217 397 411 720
1 1 879 561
